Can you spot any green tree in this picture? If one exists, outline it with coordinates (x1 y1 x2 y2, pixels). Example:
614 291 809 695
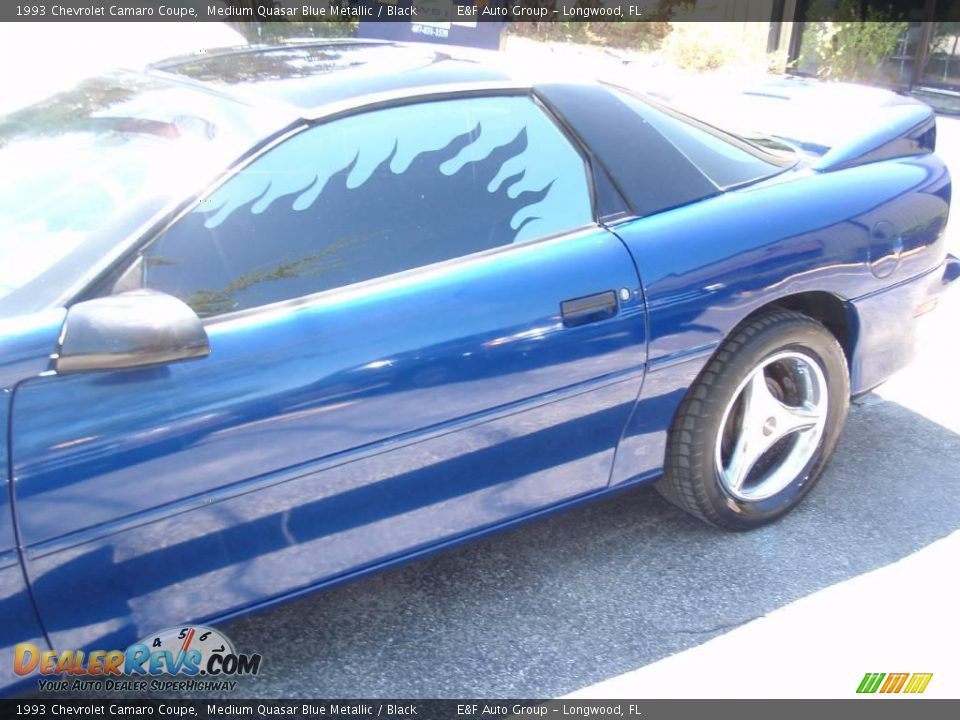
800 0 907 82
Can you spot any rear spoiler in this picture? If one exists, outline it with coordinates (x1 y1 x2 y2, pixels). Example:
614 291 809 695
812 103 936 173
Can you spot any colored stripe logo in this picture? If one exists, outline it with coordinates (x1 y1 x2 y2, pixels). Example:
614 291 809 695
857 672 933 694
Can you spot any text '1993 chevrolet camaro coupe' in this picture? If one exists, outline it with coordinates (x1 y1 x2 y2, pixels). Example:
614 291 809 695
0 41 957 692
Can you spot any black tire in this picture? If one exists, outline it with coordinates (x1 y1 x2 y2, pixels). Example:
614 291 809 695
656 308 850 530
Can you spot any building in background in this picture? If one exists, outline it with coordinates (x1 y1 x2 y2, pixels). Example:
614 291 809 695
696 1 959 97
787 3 956 95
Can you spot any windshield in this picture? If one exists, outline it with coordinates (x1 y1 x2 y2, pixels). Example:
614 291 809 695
0 71 266 318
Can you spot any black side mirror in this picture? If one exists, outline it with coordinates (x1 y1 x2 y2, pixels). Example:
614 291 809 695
56 290 210 373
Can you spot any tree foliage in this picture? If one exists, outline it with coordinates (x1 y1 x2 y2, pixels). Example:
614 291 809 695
800 0 907 82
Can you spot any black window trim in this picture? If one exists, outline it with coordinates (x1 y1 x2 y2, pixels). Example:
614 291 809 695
532 87 632 225
602 81 800 188
76 82 609 323
200 222 603 328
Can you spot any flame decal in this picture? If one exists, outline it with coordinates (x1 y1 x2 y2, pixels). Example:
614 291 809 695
146 121 559 317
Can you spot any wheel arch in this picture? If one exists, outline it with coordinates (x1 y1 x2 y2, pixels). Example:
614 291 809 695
609 290 861 489
750 291 859 377
656 303 853 529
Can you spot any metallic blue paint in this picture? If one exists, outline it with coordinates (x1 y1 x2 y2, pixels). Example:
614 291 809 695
0 326 53 692
607 153 951 488
811 103 935 172
13 227 645 651
1 63 958 695
612 155 950 385
0 553 47 694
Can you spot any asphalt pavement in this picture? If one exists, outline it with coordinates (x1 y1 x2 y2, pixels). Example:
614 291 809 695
209 394 959 697
197 118 960 699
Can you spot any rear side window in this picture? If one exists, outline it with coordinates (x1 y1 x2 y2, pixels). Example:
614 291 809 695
140 95 593 317
612 89 789 190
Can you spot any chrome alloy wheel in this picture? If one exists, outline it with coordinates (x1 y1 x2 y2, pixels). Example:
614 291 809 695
714 350 828 501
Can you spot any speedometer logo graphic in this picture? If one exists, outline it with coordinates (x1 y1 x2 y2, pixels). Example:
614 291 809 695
132 625 235 674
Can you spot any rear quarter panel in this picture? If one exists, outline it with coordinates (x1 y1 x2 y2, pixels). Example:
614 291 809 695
609 154 950 485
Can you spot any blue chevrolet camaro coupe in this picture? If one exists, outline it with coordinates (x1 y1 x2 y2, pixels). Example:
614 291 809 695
0 41 957 692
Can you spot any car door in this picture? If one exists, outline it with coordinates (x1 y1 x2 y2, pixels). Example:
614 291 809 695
0 369 48 691
12 93 647 651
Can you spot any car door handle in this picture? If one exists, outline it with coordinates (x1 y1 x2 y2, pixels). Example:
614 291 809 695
560 290 618 328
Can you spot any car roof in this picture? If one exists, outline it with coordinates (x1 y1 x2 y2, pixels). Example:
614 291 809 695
147 40 519 113
1 41 799 315
143 43 794 220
